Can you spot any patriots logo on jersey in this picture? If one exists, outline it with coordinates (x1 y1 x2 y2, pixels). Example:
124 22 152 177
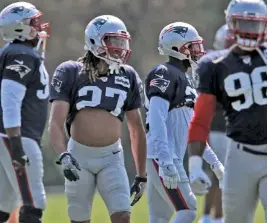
172 26 188 38
6 60 31 78
150 78 170 93
52 77 62 93
93 18 107 31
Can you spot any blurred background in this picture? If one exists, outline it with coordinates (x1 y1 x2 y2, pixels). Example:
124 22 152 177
0 0 231 187
0 1 267 222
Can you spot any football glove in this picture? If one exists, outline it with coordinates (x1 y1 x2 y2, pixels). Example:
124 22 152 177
211 161 225 189
189 156 212 196
158 159 181 189
130 175 147 206
56 152 81 181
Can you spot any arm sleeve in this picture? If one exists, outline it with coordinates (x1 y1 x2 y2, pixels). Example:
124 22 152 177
1 79 26 128
2 54 38 86
149 96 173 164
49 64 73 103
125 69 142 111
202 144 220 166
188 93 216 143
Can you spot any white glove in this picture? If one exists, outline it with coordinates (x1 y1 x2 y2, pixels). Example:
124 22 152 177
211 161 225 189
158 160 181 189
189 156 212 196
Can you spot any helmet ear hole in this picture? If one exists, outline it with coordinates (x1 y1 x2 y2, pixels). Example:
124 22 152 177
172 46 179 52
90 38 95 44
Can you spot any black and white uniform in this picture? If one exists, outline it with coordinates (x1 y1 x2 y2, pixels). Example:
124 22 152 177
0 42 49 212
197 48 267 223
49 60 142 221
144 62 220 222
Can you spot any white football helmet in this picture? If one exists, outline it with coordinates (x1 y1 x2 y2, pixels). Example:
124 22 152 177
225 0 267 51
158 22 205 63
213 24 233 50
0 2 49 42
84 15 131 74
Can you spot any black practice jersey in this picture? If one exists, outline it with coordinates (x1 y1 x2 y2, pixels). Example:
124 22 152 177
199 51 226 132
49 60 142 135
144 62 197 128
197 48 267 145
0 42 49 144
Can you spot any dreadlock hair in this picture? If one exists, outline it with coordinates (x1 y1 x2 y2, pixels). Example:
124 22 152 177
78 51 103 83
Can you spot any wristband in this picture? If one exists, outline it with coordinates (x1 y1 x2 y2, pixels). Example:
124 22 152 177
9 136 24 154
135 175 147 182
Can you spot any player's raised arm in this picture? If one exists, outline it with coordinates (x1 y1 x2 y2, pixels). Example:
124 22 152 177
1 54 38 174
48 65 80 182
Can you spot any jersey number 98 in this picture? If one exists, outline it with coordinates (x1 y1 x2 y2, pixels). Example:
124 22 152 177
224 66 267 111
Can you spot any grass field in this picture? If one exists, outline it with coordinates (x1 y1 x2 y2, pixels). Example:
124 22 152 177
43 193 265 223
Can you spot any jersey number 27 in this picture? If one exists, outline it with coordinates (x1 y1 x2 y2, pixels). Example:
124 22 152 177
76 86 127 116
224 66 267 111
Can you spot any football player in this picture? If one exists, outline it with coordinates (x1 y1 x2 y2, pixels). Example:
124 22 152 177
0 2 49 223
144 22 224 223
188 0 267 223
198 24 232 223
48 15 147 223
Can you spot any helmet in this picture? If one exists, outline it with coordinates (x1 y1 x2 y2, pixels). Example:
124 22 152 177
225 0 267 50
158 22 205 63
213 24 233 50
84 15 131 72
0 2 49 42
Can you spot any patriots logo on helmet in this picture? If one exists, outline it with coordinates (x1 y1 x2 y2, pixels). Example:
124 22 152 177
150 78 170 93
10 6 24 15
6 60 31 78
172 26 188 38
93 18 107 31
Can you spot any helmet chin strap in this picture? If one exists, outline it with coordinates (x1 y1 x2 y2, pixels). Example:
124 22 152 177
101 57 122 75
35 31 48 60
108 62 121 75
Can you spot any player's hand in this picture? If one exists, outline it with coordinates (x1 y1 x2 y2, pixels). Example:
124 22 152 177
189 156 211 196
9 136 29 176
158 161 181 189
56 152 81 181
130 175 147 206
211 161 225 189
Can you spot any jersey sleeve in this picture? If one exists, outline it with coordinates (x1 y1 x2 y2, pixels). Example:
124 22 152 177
2 54 39 86
49 62 74 103
196 58 217 95
124 67 142 111
145 66 174 101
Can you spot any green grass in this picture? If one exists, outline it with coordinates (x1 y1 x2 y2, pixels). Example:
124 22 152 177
43 193 265 223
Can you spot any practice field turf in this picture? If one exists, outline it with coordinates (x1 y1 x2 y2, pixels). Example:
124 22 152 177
44 193 265 223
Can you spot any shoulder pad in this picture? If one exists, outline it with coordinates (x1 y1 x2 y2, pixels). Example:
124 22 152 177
199 49 229 65
56 60 82 73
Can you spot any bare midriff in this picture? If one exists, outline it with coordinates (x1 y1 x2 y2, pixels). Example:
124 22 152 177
71 108 122 147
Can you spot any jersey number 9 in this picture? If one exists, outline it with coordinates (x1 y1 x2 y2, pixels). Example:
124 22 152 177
224 66 267 111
